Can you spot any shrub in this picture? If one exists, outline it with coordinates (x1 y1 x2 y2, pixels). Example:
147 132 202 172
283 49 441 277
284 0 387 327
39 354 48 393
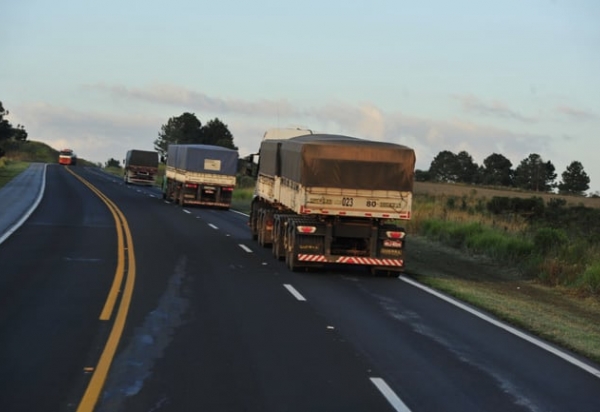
577 263 600 295
533 227 569 255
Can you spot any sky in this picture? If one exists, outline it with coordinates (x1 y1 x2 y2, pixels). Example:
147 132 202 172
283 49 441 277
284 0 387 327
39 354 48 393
2 0 599 193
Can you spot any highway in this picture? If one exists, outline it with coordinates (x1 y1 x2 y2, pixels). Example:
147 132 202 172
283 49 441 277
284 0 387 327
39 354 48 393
1 164 599 412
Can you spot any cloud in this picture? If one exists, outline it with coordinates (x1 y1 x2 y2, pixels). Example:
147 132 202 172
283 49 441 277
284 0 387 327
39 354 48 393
84 83 297 118
13 88 556 175
12 102 161 164
453 94 537 123
556 105 597 121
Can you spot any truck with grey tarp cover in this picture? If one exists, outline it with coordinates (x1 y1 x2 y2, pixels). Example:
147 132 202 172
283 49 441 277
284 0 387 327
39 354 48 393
249 133 415 273
124 149 159 185
162 144 238 208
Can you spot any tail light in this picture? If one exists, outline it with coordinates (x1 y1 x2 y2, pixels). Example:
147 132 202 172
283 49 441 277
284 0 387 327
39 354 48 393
297 226 317 234
386 231 405 239
185 183 198 189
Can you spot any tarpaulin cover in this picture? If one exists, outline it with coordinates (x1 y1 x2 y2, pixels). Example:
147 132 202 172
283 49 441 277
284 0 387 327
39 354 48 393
259 134 415 191
167 144 238 175
126 150 158 167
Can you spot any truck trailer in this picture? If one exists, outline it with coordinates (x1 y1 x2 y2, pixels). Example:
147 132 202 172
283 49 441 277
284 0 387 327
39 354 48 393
124 149 159 185
249 133 415 273
162 144 238 209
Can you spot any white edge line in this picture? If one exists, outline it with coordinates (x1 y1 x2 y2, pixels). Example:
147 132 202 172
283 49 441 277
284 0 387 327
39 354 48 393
370 377 411 412
0 164 47 245
183 209 191 214
239 244 253 253
399 275 600 379
208 223 218 230
283 284 306 301
229 209 248 217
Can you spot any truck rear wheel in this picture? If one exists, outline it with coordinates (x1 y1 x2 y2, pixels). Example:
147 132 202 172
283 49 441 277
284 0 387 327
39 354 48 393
285 223 300 272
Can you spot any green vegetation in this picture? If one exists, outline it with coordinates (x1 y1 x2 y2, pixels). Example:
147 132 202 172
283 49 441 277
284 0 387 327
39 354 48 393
104 166 123 178
418 275 600 363
407 191 600 362
0 159 29 189
231 185 254 214
1 140 59 163
408 192 600 296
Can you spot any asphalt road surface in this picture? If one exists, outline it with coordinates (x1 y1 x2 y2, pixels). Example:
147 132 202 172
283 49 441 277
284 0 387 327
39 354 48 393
1 164 599 412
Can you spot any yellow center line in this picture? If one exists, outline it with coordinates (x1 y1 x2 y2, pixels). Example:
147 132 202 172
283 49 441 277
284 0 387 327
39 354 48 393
65 167 136 412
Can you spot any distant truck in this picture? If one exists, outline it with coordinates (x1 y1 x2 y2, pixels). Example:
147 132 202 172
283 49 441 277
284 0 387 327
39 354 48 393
162 144 238 209
58 149 77 165
124 149 159 185
248 133 415 273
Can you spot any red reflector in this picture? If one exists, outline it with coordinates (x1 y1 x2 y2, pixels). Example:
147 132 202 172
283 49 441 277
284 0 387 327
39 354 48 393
386 231 406 239
297 226 317 234
185 183 198 188
223 187 234 191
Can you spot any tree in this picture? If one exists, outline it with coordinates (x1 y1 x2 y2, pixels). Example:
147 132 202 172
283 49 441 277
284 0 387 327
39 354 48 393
481 153 513 186
0 101 28 143
154 112 203 158
105 158 120 168
414 169 431 182
455 151 479 183
12 124 28 141
0 101 14 141
429 150 460 182
201 118 237 150
514 153 556 192
154 113 237 159
558 161 589 196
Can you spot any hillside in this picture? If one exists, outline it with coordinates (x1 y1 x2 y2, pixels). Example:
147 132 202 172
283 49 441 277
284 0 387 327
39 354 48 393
0 140 96 166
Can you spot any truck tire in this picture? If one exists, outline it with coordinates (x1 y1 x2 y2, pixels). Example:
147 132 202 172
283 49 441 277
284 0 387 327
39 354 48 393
285 223 300 272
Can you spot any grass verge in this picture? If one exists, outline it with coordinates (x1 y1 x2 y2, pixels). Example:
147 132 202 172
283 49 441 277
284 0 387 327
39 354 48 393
415 275 600 364
0 160 30 189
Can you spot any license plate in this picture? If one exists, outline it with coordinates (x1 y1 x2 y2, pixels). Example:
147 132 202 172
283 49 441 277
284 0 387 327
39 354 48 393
383 239 403 248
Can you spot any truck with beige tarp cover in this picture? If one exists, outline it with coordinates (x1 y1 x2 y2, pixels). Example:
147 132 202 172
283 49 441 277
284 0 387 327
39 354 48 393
248 133 415 273
162 144 238 209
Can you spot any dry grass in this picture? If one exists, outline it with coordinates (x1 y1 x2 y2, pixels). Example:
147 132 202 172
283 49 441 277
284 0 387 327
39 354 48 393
414 181 600 209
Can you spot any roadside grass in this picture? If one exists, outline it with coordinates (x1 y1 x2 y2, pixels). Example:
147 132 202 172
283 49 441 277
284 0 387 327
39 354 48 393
231 186 253 214
0 160 30 189
103 166 123 178
409 192 600 295
416 275 600 364
407 190 600 363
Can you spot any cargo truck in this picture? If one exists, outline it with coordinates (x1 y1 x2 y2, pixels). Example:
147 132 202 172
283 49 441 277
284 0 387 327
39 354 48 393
248 133 415 273
162 144 238 209
124 149 159 185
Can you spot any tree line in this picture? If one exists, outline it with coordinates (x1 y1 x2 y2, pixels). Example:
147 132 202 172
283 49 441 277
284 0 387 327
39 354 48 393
418 150 592 196
0 101 28 158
